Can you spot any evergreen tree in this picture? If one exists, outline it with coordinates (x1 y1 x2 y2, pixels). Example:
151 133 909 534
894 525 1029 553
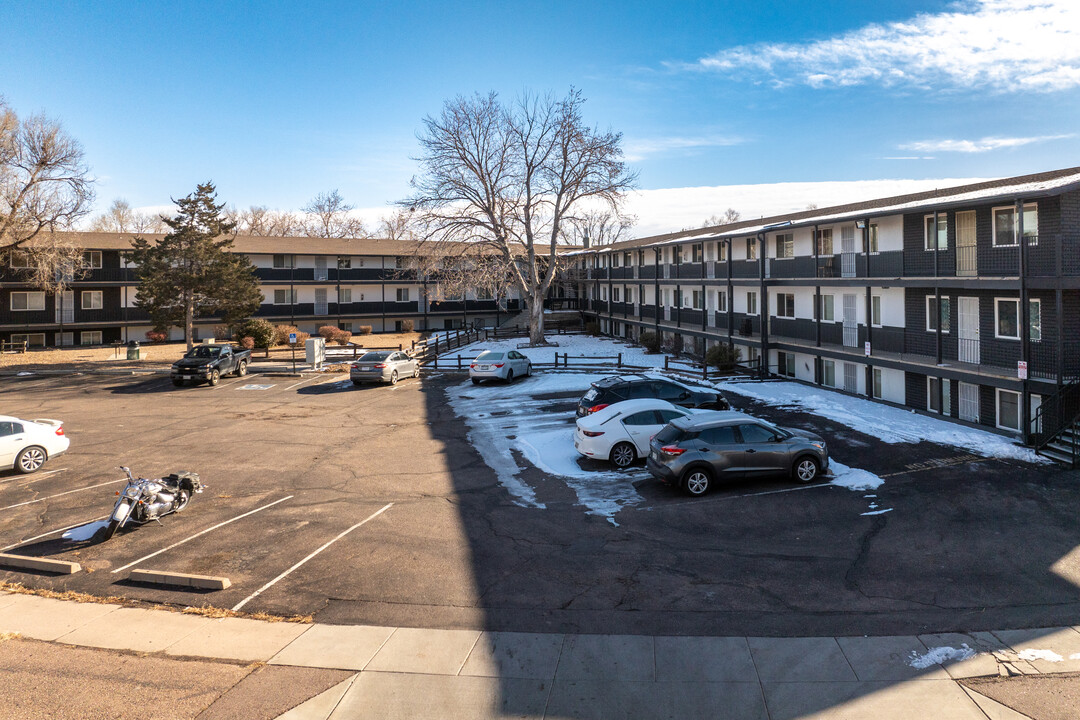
126 182 263 349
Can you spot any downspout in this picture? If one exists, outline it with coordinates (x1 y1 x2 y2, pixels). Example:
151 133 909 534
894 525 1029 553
758 232 768 379
1017 199 1030 442
653 247 660 337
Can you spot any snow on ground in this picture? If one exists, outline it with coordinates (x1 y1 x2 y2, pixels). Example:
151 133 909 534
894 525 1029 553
715 380 1045 464
829 459 884 491
62 520 109 541
445 333 669 370
909 645 976 669
446 372 645 525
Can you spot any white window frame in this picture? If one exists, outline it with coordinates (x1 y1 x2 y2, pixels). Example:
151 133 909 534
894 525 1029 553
868 224 879 254
816 229 833 256
746 291 758 315
991 203 1038 247
8 250 32 269
82 250 103 269
10 291 46 311
872 368 883 398
396 288 410 302
996 388 1021 432
692 290 702 310
80 330 103 346
745 238 757 261
1029 298 1042 342
776 293 795 319
81 290 103 310
994 297 1020 340
272 254 294 269
820 294 834 322
11 333 45 347
822 359 836 388
926 296 951 333
927 377 951 415
924 213 948 251
717 291 727 312
337 257 351 269
775 233 794 259
273 289 297 305
718 243 728 262
338 288 352 304
871 295 882 327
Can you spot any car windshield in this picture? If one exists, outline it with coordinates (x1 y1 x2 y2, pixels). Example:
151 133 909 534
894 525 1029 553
654 425 691 445
583 388 599 401
476 351 504 361
185 346 221 359
359 352 391 361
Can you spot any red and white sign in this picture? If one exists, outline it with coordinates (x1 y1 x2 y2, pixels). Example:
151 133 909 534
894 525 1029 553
864 341 871 357
1018 360 1028 380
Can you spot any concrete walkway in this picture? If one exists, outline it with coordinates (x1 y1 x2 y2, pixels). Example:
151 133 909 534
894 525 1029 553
3 590 1077 718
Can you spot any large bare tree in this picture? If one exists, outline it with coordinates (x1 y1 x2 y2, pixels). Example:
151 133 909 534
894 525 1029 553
0 98 95 292
89 198 168 234
231 205 304 236
302 189 368 238
567 208 637 246
402 89 636 344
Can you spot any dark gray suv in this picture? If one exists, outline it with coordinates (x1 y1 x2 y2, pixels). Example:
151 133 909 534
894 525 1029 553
646 411 829 496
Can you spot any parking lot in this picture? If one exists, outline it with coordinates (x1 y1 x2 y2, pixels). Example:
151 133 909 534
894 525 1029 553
1 369 1079 637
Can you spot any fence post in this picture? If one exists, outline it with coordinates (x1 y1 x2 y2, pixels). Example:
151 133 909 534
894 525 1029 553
665 356 670 370
702 361 708 380
398 343 402 351
617 353 622 368
457 355 461 370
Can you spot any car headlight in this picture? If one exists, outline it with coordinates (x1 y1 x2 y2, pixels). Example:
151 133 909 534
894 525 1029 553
811 441 826 450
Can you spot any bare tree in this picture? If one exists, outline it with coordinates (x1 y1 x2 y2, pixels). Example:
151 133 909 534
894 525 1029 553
302 189 367 238
403 89 636 344
89 198 168 234
379 208 419 242
0 98 95 291
566 208 636 246
702 208 741 227
231 205 303 236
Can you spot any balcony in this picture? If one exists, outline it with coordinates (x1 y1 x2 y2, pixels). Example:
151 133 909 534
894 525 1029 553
675 263 703 280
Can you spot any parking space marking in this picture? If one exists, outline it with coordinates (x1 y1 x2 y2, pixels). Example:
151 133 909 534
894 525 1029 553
111 495 294 574
284 376 322 390
2 515 109 551
237 384 276 390
0 479 126 512
212 376 249 390
639 482 834 511
231 502 393 611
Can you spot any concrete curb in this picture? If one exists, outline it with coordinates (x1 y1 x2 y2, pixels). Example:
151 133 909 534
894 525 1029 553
128 569 231 590
0 553 81 574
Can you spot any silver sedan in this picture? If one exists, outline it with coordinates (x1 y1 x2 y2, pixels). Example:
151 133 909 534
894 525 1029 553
350 351 419 385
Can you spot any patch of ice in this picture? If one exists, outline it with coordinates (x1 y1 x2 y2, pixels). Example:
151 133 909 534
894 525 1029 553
1018 648 1064 662
860 508 893 516
16 371 33 376
62 520 110 541
715 381 1045 464
909 644 976 669
829 459 885 491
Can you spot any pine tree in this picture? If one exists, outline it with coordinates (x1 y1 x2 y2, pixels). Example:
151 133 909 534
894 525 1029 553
126 182 263 349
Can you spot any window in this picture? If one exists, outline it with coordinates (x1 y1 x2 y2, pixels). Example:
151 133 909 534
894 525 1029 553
745 238 757 260
337 257 351 269
611 253 620 267
1030 299 1042 341
995 298 1019 339
657 409 685 423
272 254 294 269
717 291 727 312
776 293 795 318
997 389 1021 431
356 259 365 267
928 377 951 415
396 288 410 302
777 351 795 377
738 423 777 444
692 290 702 310
699 426 737 445
823 359 836 387
80 330 102 346
816 229 833 256
873 368 883 398
82 250 103 269
339 322 353 332
0 421 25 436
623 411 659 426
81 291 103 310
612 286 621 302
746 291 758 315
10 291 45 311
924 213 948 250
927 296 951 333
775 233 794 259
273 289 297 305
868 224 879 253
992 204 1038 247
691 245 702 263
476 288 493 300
820 294 834 322
871 296 882 327
338 288 352 304
8 250 31 269
395 256 405 269
718 242 728 262
624 252 633 266
9 334 44 348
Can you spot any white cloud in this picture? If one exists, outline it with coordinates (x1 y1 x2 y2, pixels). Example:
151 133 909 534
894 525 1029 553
900 134 1075 153
623 135 743 162
688 0 1080 92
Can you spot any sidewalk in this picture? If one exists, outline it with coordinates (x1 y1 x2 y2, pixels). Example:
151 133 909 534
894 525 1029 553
1 590 1076 719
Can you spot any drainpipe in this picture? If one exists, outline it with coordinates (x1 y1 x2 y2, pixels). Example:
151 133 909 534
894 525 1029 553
932 211 943 415
758 232 768 379
1017 199 1030 443
724 239 734 355
653 247 660 337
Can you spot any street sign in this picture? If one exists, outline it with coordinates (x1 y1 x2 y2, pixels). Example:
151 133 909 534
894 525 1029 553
864 341 871 357
1017 360 1028 380
288 332 297 344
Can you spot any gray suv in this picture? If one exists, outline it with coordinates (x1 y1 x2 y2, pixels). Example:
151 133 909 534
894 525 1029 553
646 411 829 496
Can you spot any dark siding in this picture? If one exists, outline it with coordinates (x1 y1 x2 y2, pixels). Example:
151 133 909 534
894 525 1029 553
905 371 927 410
980 384 997 427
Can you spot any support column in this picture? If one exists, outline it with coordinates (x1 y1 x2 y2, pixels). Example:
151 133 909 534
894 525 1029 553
758 232 768 379
1017 198 1031 442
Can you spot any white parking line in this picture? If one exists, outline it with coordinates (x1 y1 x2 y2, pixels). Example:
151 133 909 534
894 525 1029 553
231 502 393 611
284 376 323 391
111 495 294 574
2 515 109 551
212 376 249 390
0 479 126 512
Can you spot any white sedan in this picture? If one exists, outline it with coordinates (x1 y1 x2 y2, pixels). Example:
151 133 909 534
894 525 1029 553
0 415 70 474
469 350 532 384
574 399 695 468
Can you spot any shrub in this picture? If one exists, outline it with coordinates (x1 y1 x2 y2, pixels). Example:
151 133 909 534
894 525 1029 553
239 336 255 350
705 343 740 372
237 318 275 349
639 331 661 353
145 330 168 344
318 326 339 341
401 319 414 332
357 325 373 335
584 321 601 336
273 324 301 346
212 325 231 342
335 330 352 346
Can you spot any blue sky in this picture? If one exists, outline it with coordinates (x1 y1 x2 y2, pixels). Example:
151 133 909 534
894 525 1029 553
2 0 1078 227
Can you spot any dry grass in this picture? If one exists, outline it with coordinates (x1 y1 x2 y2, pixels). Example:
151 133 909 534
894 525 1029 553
0 343 187 372
0 632 21 642
0 581 128 606
181 605 313 624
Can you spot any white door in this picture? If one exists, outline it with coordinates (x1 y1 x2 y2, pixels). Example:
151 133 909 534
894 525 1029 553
841 227 856 277
55 291 74 324
959 382 979 422
843 363 858 393
0 421 25 468
956 210 977 276
958 297 980 364
315 256 328 281
315 288 328 315
842 294 858 347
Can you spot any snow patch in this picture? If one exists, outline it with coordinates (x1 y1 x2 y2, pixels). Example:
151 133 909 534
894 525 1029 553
1018 648 1064 662
909 644 976 669
829 459 885 491
860 508 893 516
16 371 33 376
62 520 110 541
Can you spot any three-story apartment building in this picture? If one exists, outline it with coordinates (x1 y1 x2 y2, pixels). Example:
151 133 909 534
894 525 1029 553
572 167 1080 457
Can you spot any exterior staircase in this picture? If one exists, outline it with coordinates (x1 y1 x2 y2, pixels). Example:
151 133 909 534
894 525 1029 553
1032 381 1080 467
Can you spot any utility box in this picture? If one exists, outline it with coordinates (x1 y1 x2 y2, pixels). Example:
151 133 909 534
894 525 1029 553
306 337 326 369
126 340 143 360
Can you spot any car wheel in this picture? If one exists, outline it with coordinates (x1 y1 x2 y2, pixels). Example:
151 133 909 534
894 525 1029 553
236 360 248 377
525 363 532 377
14 446 46 474
610 442 636 469
389 370 398 385
794 456 820 484
682 468 712 496
506 369 514 383
172 378 184 387
413 365 420 379
208 369 220 386
175 489 191 512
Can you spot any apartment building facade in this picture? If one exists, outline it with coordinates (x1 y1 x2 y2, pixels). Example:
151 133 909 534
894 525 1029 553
0 233 521 347
572 167 1080 452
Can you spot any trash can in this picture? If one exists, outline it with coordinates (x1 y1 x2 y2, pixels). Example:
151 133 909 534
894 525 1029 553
126 340 140 360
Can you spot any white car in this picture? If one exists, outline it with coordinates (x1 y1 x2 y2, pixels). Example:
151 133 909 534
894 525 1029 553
0 415 70 474
574 399 696 468
469 350 532 384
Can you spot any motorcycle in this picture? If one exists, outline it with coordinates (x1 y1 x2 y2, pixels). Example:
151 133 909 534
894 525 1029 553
104 467 204 540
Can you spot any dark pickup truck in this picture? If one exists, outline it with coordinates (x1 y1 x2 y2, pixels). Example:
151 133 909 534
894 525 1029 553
171 344 252 386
